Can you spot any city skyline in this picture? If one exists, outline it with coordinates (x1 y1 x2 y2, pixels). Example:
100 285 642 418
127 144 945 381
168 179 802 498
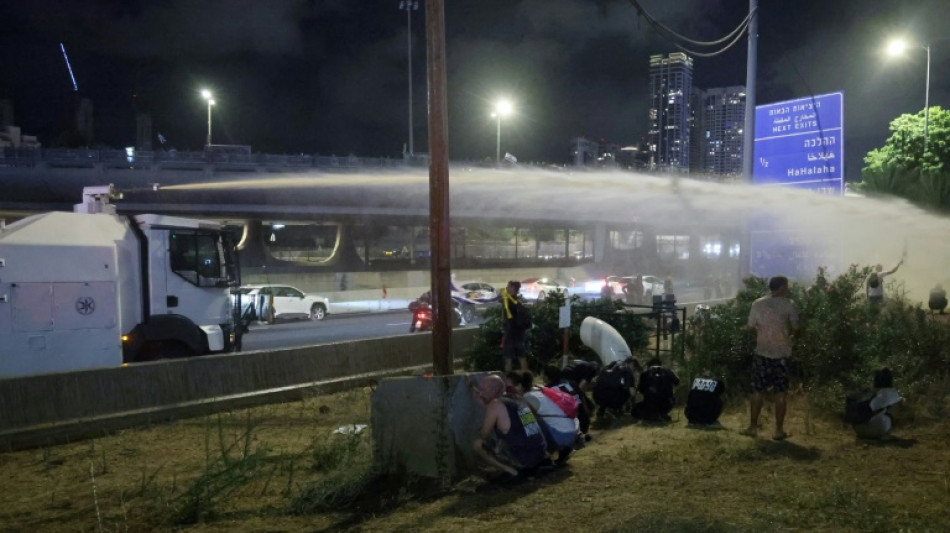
0 0 947 175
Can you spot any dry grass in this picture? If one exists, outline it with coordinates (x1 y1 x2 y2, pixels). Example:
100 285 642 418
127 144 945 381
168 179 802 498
1 386 948 532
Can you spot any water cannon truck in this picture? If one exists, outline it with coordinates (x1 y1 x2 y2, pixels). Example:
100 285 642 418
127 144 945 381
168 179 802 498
0 185 241 378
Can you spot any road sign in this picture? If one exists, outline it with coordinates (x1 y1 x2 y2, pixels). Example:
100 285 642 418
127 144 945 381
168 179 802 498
753 92 844 195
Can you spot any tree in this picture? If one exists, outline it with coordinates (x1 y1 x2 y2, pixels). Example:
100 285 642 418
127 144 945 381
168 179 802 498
861 107 950 210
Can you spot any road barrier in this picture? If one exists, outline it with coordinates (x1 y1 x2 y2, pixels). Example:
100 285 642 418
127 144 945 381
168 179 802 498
0 330 477 451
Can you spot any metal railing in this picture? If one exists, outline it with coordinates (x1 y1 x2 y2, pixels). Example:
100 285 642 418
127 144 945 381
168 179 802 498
0 147 413 170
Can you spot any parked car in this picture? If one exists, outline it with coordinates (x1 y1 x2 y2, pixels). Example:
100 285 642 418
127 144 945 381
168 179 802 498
233 284 331 321
520 277 572 302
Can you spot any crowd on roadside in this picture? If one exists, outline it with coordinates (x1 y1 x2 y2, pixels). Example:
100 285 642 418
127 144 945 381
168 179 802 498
469 273 908 485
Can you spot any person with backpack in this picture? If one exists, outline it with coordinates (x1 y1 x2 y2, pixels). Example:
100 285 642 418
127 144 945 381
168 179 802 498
472 374 549 482
591 357 639 420
845 368 903 440
501 280 532 372
684 372 725 426
515 370 580 465
866 261 902 306
544 364 592 444
632 358 680 422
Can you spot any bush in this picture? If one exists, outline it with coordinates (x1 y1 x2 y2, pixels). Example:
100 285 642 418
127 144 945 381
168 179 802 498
677 266 950 416
463 290 651 371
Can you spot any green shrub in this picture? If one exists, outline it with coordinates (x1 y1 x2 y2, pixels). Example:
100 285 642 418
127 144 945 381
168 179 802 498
677 266 950 415
464 290 651 371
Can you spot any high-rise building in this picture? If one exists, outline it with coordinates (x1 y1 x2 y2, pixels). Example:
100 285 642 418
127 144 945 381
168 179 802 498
648 52 693 172
692 86 746 178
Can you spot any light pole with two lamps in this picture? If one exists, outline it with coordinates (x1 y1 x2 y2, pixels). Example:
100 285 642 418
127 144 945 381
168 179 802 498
886 38 931 154
201 89 215 147
491 99 513 164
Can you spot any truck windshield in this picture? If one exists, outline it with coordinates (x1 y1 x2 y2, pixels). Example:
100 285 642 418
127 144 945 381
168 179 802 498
169 230 236 288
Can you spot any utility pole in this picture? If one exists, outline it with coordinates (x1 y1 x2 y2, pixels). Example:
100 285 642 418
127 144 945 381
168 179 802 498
425 0 452 375
742 0 758 182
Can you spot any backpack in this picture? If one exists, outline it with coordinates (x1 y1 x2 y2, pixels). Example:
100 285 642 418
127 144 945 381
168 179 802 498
541 386 579 418
643 367 674 397
843 390 875 424
867 273 881 289
595 363 630 390
513 304 532 331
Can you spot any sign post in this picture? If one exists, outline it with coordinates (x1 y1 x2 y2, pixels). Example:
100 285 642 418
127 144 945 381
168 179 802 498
558 301 571 368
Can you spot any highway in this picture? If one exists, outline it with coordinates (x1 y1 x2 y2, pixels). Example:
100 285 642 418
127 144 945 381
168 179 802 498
239 309 483 351
238 284 716 352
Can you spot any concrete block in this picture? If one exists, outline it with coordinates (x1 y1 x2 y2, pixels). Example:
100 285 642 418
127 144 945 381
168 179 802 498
371 373 489 482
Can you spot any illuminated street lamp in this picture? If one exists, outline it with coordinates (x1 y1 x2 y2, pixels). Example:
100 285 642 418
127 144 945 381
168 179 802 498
491 99 513 164
201 89 215 147
886 38 931 154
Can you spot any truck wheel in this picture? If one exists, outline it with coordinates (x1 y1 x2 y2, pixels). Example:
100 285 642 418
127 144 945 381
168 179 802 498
309 303 327 321
162 341 193 359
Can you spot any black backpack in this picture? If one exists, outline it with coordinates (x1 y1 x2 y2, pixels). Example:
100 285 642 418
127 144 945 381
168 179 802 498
843 390 875 424
643 367 674 397
867 273 881 289
595 363 630 390
513 304 532 331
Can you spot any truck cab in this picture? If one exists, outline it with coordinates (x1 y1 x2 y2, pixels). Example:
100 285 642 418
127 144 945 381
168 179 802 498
0 185 240 378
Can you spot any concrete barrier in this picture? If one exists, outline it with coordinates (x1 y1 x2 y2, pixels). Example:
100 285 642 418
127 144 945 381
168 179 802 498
371 373 486 481
0 329 477 450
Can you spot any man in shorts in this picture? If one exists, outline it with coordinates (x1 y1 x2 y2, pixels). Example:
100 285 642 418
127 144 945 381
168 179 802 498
744 275 798 440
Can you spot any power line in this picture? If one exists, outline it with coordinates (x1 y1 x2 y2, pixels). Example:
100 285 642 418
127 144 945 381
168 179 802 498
627 0 756 58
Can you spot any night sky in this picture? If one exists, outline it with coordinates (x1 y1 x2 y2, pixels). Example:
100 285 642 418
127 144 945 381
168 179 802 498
1 0 947 177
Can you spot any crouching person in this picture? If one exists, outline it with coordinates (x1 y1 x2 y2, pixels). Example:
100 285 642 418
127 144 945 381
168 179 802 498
544 364 592 443
525 377 580 465
472 374 549 481
845 368 903 440
684 372 725 426
632 358 680 422
592 358 639 420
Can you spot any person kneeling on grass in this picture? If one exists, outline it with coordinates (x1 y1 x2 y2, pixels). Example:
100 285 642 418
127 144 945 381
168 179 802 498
684 372 725 426
544 364 593 444
845 368 903 440
592 358 639 420
472 374 549 481
631 358 680 422
518 371 580 465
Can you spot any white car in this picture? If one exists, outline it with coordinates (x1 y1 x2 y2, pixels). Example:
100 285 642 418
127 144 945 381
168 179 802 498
453 281 501 304
233 284 330 321
520 277 572 302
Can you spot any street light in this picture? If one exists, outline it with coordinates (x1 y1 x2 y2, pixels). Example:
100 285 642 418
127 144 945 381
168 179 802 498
886 38 931 154
491 99 513 164
201 89 215 147
398 1 419 156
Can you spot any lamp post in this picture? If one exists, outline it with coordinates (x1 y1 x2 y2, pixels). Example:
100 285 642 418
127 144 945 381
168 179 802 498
201 89 215 147
887 38 931 154
399 1 418 156
491 99 513 164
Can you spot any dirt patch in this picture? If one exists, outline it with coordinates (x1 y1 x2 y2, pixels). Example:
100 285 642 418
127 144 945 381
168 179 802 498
0 387 947 532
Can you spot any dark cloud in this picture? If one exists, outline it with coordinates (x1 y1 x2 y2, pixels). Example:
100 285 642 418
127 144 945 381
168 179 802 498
0 0 947 173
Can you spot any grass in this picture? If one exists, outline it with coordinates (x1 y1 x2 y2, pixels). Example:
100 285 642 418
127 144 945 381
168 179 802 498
0 386 948 532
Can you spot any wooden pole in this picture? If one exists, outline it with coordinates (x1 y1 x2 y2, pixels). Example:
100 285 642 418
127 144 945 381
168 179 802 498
425 0 452 375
